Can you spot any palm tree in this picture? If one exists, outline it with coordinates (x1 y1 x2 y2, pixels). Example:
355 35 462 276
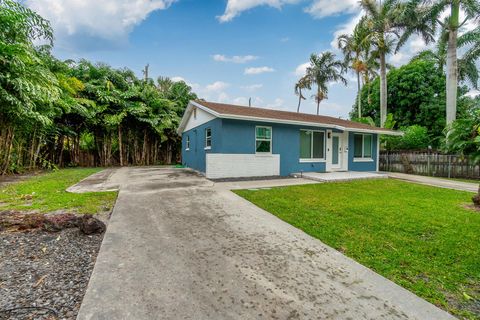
412 26 479 89
312 89 328 111
306 52 347 115
360 0 417 127
337 16 370 118
403 0 479 124
294 75 312 112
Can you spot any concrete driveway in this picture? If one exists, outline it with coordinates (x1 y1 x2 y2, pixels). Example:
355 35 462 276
76 167 454 320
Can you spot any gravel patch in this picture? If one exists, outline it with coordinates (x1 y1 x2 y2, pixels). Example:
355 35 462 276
0 228 103 320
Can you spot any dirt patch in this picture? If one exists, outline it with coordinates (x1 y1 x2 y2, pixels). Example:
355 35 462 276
461 203 480 212
0 171 42 189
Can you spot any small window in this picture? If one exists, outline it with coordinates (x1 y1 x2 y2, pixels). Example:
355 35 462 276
205 128 212 149
300 130 325 160
354 134 373 159
185 135 190 150
193 108 197 119
255 126 272 153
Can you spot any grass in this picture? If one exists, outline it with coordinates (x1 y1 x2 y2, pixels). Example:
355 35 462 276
0 168 117 214
235 179 480 319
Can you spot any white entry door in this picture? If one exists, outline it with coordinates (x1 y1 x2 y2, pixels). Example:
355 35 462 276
331 133 344 171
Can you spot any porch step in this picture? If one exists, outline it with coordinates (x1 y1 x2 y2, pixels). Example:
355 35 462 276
291 171 388 182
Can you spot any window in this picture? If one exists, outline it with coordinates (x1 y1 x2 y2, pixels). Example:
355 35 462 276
300 130 325 160
255 126 272 153
205 128 212 149
185 135 190 150
193 108 197 119
354 134 373 159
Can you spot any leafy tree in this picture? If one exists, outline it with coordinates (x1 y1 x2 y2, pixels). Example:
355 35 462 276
305 52 347 115
384 125 430 150
355 57 471 146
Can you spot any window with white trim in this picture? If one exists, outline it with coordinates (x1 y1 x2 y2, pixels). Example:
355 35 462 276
354 134 373 159
186 135 190 150
255 126 272 153
300 130 325 160
205 128 212 149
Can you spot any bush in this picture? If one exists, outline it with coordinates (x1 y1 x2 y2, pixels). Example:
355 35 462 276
385 125 430 151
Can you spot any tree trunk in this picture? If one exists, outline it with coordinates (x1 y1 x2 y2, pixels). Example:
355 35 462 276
2 130 14 175
316 88 320 115
118 125 123 166
379 51 387 127
446 3 459 125
473 184 480 207
297 90 302 113
357 70 362 118
142 129 147 165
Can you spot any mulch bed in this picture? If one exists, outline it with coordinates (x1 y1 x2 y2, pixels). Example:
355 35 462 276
0 213 105 320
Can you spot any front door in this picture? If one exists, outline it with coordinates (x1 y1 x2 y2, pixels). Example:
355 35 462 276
331 133 343 171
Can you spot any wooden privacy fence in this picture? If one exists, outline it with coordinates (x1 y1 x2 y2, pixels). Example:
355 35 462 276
379 151 480 179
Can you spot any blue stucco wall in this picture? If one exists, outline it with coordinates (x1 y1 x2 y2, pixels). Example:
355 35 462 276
181 118 379 176
348 132 378 171
216 119 328 176
181 118 222 173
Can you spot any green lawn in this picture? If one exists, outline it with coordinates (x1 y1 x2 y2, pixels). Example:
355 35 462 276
235 179 480 319
0 168 117 214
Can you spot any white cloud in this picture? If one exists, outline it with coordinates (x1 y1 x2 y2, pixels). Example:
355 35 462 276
218 92 230 102
26 0 175 48
241 84 264 91
205 81 230 92
305 0 358 18
266 98 285 109
330 12 363 49
294 62 310 77
245 66 275 75
171 76 186 83
281 37 290 42
213 54 259 63
218 0 300 22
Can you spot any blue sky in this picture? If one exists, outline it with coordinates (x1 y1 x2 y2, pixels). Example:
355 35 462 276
25 0 449 118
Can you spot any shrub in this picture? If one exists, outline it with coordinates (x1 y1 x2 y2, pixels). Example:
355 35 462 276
385 125 430 151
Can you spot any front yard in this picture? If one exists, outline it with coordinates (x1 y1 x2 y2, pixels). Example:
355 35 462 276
0 168 116 214
235 179 479 319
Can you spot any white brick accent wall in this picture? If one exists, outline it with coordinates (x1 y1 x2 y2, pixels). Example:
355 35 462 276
206 154 280 179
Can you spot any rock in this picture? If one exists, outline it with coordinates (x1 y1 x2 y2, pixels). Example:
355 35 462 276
78 215 106 235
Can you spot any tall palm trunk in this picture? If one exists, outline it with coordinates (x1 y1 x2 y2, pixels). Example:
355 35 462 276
316 88 321 115
297 89 302 113
446 2 459 125
356 70 362 118
379 51 387 127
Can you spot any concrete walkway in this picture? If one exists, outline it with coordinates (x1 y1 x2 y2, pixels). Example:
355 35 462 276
296 171 387 182
387 172 478 192
76 167 454 320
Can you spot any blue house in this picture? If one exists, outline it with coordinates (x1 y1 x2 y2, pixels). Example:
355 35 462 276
177 100 401 179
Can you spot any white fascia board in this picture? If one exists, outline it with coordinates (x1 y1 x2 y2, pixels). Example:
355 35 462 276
347 128 404 136
177 101 221 135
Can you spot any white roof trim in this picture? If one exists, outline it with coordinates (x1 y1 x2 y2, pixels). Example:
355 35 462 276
177 101 403 136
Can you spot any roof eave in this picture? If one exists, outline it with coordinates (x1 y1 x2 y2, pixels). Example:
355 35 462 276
178 100 403 136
